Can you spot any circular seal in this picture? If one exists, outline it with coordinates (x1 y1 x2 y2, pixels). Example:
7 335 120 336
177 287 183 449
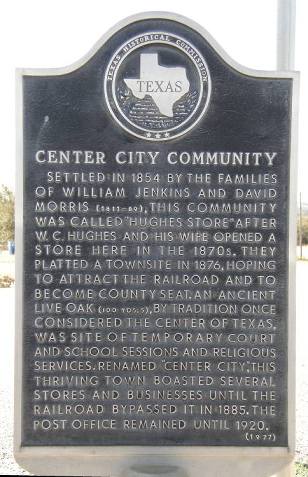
104 32 211 141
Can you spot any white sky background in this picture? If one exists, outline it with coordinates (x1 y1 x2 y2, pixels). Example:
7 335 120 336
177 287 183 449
0 0 307 201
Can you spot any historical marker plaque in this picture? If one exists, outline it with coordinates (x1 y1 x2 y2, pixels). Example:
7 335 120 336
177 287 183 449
15 11 298 476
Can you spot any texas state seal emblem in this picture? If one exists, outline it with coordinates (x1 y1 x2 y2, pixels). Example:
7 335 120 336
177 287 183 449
104 32 211 141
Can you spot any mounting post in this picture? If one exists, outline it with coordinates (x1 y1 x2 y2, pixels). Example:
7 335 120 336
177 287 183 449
277 0 296 70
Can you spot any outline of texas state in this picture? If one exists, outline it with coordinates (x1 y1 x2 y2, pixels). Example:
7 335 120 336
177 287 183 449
124 53 190 117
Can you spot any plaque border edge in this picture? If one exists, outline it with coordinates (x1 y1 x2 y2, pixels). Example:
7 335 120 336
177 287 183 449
14 10 300 476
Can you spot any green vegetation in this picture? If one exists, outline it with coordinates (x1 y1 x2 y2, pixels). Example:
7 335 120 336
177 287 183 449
296 462 308 477
0 185 14 244
298 214 308 245
0 275 14 288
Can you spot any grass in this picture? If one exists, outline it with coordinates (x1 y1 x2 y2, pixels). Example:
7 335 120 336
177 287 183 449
296 463 308 476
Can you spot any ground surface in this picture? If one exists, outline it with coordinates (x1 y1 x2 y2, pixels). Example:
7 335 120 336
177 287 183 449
0 251 15 279
297 245 308 261
296 261 308 461
0 259 307 474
